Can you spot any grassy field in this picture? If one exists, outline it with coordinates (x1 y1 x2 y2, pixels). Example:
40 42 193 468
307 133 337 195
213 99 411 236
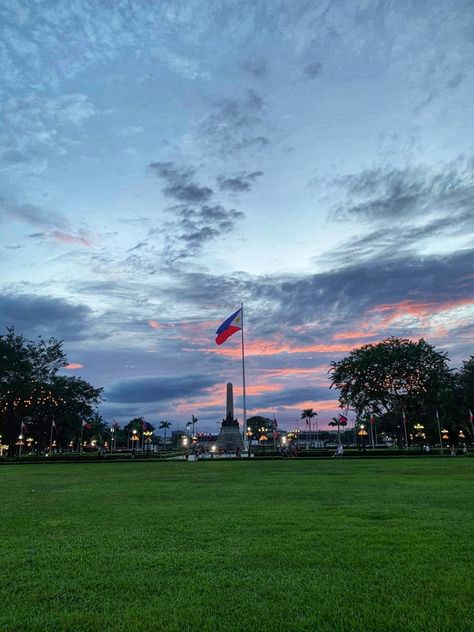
1 459 472 631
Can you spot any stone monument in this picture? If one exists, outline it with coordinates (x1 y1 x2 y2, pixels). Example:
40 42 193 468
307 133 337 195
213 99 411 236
215 382 244 452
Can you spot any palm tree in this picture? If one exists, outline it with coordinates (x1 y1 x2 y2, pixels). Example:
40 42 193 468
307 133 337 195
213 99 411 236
301 409 318 448
329 413 348 447
328 417 341 446
159 420 171 450
191 414 198 436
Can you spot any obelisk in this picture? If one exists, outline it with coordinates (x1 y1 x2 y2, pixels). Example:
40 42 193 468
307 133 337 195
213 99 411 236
226 382 234 419
215 381 244 452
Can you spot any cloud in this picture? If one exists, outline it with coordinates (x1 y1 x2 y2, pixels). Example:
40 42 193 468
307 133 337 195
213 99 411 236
242 58 268 78
303 62 322 79
0 293 94 341
106 374 216 404
0 196 93 247
333 157 474 223
198 90 270 155
64 363 84 369
163 203 244 259
217 171 263 192
149 161 213 203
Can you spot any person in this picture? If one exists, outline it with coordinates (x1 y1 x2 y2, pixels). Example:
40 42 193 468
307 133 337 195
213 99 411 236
462 443 468 455
450 445 456 456
424 444 430 454
333 444 343 458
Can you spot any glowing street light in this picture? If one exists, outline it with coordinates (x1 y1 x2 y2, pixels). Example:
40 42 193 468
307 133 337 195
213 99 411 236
131 429 139 453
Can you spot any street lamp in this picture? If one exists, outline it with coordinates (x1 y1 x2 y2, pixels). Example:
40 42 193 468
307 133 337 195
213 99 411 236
414 423 425 450
357 424 368 452
143 430 153 453
131 429 139 453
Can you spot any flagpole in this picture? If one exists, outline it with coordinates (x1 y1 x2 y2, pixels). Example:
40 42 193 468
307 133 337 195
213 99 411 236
49 419 55 454
240 302 248 451
469 411 474 444
402 411 408 449
80 422 84 454
436 409 443 455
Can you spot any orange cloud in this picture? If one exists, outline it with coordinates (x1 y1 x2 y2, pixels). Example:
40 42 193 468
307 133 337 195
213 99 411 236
203 340 356 358
333 330 379 340
372 298 474 326
64 363 83 369
148 320 161 329
51 231 93 248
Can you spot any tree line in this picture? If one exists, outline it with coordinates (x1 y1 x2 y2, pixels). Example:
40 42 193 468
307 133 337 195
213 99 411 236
2 329 473 456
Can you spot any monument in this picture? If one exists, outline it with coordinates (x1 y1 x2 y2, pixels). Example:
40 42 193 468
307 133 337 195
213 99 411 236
215 382 244 452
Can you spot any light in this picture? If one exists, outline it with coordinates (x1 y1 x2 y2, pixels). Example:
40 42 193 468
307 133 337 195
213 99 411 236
281 436 287 445
211 445 216 452
182 436 188 446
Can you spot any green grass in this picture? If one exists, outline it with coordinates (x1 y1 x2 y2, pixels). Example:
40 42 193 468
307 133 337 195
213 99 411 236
1 459 473 631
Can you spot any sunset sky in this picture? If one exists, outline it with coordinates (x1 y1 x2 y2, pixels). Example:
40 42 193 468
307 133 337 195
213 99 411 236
1 1 473 432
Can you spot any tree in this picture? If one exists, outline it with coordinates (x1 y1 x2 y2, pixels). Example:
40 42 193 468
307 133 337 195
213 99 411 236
328 413 348 446
0 328 102 454
191 414 198 436
301 408 318 447
329 337 452 444
159 420 172 449
246 415 273 440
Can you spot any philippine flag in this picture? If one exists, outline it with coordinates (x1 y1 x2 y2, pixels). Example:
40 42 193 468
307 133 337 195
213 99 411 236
215 308 242 345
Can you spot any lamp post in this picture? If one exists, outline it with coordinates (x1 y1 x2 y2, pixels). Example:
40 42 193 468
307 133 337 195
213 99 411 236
357 425 368 452
143 430 153 454
414 423 425 451
17 434 24 458
131 429 139 454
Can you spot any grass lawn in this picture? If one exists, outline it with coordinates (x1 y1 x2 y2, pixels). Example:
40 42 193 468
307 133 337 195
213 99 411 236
1 458 473 631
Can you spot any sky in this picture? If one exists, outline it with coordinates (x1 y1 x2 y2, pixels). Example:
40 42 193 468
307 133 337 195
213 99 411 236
1 0 473 433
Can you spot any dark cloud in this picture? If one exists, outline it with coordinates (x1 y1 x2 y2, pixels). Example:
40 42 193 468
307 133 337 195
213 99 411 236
334 158 474 223
242 58 268 78
252 249 474 340
1 149 30 164
163 204 244 259
106 374 216 404
303 62 322 79
250 386 332 408
157 249 474 346
325 211 473 265
0 195 67 231
217 171 264 192
149 161 213 203
199 90 270 155
0 293 94 341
